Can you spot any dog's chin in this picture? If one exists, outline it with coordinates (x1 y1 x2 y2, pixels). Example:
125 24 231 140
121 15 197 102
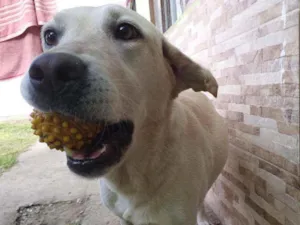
66 120 134 178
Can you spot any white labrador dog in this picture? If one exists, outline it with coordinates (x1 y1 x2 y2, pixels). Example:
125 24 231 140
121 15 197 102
21 5 228 225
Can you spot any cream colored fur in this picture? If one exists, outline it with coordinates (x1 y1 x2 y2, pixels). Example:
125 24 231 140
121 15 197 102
21 5 228 225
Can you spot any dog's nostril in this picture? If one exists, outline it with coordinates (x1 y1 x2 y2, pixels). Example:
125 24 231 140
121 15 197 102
29 64 44 81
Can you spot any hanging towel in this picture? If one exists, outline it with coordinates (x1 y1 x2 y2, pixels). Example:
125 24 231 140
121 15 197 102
0 0 56 80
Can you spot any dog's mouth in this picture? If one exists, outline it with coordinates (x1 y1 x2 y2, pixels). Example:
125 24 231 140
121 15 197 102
66 120 134 177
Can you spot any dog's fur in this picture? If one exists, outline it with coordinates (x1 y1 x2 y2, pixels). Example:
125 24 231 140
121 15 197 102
21 5 228 225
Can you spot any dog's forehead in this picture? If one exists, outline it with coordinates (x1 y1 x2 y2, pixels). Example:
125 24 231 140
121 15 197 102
53 5 155 33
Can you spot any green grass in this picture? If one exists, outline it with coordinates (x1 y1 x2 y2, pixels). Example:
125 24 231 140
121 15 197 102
0 119 37 172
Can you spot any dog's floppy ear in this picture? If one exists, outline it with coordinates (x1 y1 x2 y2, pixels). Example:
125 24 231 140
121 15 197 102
163 38 218 97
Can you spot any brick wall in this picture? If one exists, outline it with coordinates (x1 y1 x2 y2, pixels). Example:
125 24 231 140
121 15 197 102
164 1 299 225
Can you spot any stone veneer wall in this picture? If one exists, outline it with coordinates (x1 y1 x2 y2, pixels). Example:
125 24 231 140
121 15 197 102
164 1 299 225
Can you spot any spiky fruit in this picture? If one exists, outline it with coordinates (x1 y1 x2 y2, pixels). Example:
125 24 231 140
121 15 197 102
30 109 102 151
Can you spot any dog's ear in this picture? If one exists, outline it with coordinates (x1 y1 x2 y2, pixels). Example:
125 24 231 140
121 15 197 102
163 38 218 97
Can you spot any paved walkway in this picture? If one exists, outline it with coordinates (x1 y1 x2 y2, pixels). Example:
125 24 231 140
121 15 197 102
0 143 119 225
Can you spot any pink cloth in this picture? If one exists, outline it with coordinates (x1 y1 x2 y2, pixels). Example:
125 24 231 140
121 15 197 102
0 0 56 80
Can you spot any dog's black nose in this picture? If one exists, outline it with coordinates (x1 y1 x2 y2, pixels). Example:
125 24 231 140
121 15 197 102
29 52 86 89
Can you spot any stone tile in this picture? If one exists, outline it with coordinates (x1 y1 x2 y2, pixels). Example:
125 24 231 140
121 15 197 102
214 101 229 110
222 170 250 195
261 58 281 72
238 49 261 64
241 84 282 96
218 94 245 104
282 97 299 109
259 160 300 189
244 114 277 130
258 2 282 24
285 8 299 28
282 70 300 84
285 217 298 225
254 184 275 209
250 191 286 224
277 122 299 135
286 0 300 12
249 145 298 175
231 0 281 25
241 72 282 85
281 84 299 97
258 17 284 37
227 111 244 122
245 96 297 109
285 41 299 56
229 136 252 151
283 109 299 124
212 28 259 55
286 185 300 202
245 196 283 225
232 122 260 135
228 103 251 114
258 128 299 163
212 49 235 62
215 14 260 45
256 26 298 50
262 44 282 61
218 85 242 95
241 85 261 96
283 207 300 225
231 206 251 225
282 56 299 71
249 106 283 121
275 193 300 213
221 180 239 203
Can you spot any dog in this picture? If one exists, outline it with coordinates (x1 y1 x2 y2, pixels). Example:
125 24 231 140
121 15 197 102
21 5 228 225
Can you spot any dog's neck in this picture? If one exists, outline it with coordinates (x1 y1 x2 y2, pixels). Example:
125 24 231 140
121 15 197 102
103 100 183 200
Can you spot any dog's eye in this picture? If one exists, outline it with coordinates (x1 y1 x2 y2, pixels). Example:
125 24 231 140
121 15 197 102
44 30 58 46
115 23 140 40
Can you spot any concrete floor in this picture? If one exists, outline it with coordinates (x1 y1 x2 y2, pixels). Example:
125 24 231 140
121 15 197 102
0 143 119 225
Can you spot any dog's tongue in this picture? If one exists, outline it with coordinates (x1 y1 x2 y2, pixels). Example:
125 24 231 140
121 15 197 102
65 147 106 160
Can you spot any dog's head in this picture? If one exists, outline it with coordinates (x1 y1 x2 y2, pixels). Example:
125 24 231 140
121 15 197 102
21 5 218 177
